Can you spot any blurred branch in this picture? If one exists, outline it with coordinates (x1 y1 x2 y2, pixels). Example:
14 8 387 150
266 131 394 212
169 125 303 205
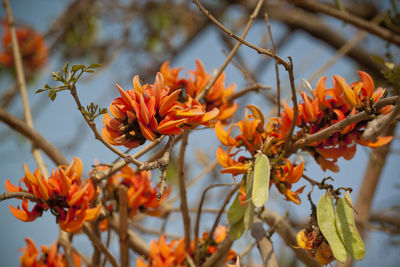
0 109 69 166
3 0 48 177
261 209 321 267
178 130 191 250
251 217 279 267
290 0 400 46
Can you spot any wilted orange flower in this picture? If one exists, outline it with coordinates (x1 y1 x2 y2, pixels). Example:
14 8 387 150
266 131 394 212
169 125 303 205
0 21 48 72
19 238 81 267
297 229 334 265
104 165 169 218
6 158 101 232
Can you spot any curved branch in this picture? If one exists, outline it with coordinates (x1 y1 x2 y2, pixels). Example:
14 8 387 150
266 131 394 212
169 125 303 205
290 0 400 46
0 109 68 166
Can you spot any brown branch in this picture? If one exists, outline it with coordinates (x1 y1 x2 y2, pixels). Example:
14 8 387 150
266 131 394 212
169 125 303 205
178 130 191 250
3 0 48 177
264 13 281 116
261 209 322 267
208 184 240 241
82 223 119 267
290 0 400 46
0 109 69 166
251 217 279 267
227 83 271 102
118 185 129 267
201 237 234 267
283 57 298 152
58 230 76 267
194 183 238 265
109 215 150 257
195 0 264 100
0 191 41 203
193 0 290 70
288 96 399 155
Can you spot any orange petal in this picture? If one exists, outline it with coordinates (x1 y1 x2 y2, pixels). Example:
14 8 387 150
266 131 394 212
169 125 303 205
133 75 143 93
137 257 149 267
315 76 327 104
5 179 20 193
215 121 236 146
85 205 102 222
159 89 181 117
139 121 156 141
358 71 374 97
116 83 134 109
201 107 219 123
157 118 186 134
247 104 265 129
365 136 393 148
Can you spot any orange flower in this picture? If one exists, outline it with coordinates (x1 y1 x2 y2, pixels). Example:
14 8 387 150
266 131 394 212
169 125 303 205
19 238 81 267
297 229 334 265
104 165 169 218
0 21 48 72
6 158 101 232
137 235 186 267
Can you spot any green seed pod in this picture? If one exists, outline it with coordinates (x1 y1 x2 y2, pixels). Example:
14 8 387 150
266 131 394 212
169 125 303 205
317 192 348 263
335 192 365 260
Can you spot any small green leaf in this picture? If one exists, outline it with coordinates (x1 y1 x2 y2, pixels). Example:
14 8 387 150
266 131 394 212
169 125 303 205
335 192 365 260
229 219 245 240
244 169 254 230
62 61 69 73
85 70 94 73
370 55 385 65
48 90 57 101
252 153 270 207
317 192 348 263
88 63 102 69
71 64 84 72
228 192 245 224
35 89 45 94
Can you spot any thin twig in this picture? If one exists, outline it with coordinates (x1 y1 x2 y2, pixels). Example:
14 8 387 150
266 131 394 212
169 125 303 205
193 0 290 70
195 0 265 100
227 84 271 102
3 0 48 177
264 13 281 116
283 57 298 152
82 224 120 267
201 237 234 267
194 183 238 265
290 0 400 46
58 230 76 267
208 184 240 241
178 130 191 250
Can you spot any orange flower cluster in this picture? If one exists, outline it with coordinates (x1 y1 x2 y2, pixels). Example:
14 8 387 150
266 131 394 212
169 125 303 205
137 226 236 267
0 21 48 72
280 71 392 172
5 158 101 232
19 238 81 267
297 229 334 265
102 71 219 148
104 165 169 218
161 59 238 122
216 105 306 204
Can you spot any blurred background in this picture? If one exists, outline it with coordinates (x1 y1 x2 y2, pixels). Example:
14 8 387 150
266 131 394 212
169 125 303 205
0 0 399 266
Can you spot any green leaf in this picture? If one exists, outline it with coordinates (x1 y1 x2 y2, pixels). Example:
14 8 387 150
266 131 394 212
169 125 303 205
227 192 245 224
85 70 94 73
317 192 348 263
370 55 385 65
335 192 365 260
252 153 270 207
48 90 57 101
88 63 102 69
229 219 245 240
35 89 45 94
62 61 69 73
244 169 254 230
71 64 84 72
